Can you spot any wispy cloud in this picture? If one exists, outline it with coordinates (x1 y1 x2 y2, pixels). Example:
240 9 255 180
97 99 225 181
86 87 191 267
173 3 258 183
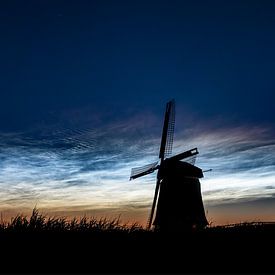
175 125 275 205
0 112 275 224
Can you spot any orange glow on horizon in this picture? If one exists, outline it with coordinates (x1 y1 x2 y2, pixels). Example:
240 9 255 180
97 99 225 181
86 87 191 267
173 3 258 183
2 204 275 228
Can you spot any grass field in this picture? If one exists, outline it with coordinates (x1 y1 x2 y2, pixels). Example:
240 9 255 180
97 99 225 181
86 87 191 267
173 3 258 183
1 208 275 273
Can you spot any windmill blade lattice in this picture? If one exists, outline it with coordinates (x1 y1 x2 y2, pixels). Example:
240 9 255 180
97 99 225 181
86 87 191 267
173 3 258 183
130 161 159 180
159 99 175 160
184 155 197 165
164 99 175 159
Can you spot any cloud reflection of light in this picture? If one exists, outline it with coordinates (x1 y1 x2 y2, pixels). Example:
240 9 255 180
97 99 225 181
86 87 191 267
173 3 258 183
0 116 275 224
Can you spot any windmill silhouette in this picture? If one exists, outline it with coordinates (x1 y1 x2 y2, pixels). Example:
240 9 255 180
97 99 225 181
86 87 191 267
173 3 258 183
130 100 208 231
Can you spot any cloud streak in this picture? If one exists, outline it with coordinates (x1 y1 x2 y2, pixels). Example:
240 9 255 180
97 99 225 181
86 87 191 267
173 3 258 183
0 112 275 224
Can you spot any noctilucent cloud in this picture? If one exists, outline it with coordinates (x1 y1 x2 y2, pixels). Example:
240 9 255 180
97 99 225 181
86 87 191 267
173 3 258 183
1 0 275 225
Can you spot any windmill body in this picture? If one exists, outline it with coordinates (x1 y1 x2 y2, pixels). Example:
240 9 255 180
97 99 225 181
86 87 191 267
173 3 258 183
153 159 208 231
130 100 208 231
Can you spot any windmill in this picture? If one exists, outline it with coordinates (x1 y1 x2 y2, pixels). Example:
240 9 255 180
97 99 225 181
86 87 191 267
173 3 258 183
130 100 208 231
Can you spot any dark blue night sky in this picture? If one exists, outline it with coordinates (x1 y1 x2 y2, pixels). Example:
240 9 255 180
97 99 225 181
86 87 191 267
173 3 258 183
1 0 275 225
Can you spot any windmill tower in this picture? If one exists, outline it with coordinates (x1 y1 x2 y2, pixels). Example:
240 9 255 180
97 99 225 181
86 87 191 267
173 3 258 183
130 100 208 231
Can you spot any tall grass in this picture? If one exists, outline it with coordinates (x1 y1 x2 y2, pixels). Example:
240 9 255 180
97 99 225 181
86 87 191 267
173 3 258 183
0 208 145 233
2 208 275 234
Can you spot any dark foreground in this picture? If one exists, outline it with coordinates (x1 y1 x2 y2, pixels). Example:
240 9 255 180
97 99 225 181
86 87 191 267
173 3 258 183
1 224 275 274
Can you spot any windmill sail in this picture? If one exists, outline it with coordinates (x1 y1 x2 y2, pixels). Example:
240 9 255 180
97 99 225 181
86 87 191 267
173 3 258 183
159 100 175 160
130 161 158 180
164 100 175 159
168 148 198 162
184 155 197 165
147 100 175 229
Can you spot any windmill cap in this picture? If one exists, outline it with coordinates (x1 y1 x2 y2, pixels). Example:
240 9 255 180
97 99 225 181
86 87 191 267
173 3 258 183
161 159 204 179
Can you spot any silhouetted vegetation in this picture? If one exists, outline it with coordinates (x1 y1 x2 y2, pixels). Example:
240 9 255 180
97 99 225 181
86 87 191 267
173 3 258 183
1 208 275 273
0 207 144 233
2 208 275 234
207 221 275 233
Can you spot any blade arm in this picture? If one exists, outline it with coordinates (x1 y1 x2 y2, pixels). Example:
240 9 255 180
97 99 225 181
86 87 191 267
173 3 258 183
130 162 159 180
168 147 198 162
146 178 161 230
130 168 157 180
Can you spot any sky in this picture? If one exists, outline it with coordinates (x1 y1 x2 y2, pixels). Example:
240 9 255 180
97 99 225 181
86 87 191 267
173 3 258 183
0 0 275 226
